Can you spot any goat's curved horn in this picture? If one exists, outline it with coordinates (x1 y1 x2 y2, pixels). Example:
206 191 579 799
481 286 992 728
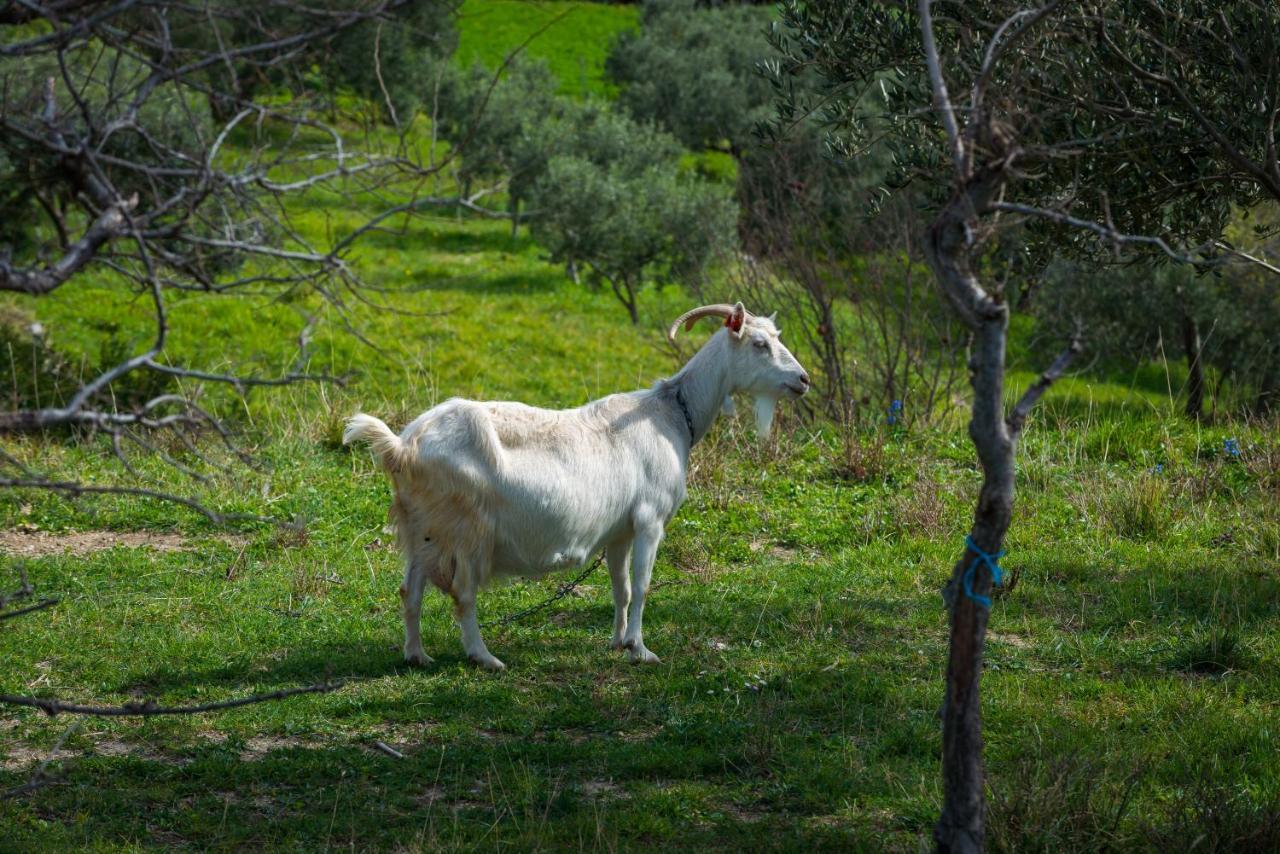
666 303 749 344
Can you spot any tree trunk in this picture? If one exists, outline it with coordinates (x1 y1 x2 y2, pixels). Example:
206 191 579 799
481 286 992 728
923 167 1013 854
609 276 640 324
1258 367 1279 417
1182 314 1204 420
922 167 1080 853
509 197 520 239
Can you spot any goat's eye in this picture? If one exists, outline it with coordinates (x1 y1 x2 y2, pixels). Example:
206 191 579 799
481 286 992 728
753 338 768 350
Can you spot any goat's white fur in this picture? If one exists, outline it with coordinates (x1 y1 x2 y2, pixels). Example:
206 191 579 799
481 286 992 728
344 304 808 670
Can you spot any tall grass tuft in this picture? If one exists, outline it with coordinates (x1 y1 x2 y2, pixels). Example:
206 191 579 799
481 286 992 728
1105 472 1173 539
987 755 1140 853
1137 781 1280 853
1168 625 1252 676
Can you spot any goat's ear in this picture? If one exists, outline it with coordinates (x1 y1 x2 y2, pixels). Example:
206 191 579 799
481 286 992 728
725 302 747 338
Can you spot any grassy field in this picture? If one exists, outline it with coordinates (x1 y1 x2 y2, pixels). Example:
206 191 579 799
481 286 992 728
454 0 637 98
2 183 1278 849
2 6 1280 851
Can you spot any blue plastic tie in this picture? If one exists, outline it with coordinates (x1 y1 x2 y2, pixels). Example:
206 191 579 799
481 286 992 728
962 535 1005 609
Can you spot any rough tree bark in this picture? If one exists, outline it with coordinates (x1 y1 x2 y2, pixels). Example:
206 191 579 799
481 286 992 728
924 166 1081 851
923 169 1009 854
916 3 1079 850
1181 313 1205 419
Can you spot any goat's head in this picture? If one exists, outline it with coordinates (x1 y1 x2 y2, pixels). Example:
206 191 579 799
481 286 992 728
667 302 809 439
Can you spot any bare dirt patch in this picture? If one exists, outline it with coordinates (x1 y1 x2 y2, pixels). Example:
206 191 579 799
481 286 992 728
1 743 77 771
0 529 247 558
237 734 325 761
749 539 817 563
2 739 192 771
988 631 1032 649
580 779 626 801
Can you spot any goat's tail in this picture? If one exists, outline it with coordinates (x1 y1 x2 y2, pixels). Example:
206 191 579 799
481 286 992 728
344 413 407 471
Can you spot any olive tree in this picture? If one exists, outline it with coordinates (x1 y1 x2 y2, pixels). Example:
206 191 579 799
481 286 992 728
606 0 775 158
769 1 1280 850
0 0 497 515
1037 249 1280 418
323 0 459 124
440 61 589 234
529 110 737 323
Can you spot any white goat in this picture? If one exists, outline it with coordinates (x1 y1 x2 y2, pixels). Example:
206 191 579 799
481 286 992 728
344 302 809 670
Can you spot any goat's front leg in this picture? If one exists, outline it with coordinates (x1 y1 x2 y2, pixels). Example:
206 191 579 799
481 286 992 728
451 560 505 671
606 540 632 650
622 524 664 664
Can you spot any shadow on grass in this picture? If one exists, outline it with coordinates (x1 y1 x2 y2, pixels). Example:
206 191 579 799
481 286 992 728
0 737 876 850
1023 553 1280 628
116 638 411 696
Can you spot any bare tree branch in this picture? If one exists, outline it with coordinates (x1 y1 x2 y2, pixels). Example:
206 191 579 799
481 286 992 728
918 0 966 179
1007 334 1082 436
0 681 343 717
0 194 137 294
0 598 60 622
990 201 1280 274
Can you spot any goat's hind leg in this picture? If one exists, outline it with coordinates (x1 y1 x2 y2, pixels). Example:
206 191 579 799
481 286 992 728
622 524 663 665
606 540 632 650
451 557 505 671
400 554 432 666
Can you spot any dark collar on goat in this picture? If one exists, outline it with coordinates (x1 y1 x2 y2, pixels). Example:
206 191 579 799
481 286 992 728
674 384 697 446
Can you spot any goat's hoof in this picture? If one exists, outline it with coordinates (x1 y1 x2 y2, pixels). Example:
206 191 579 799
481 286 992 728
627 645 661 665
469 653 506 672
404 647 434 666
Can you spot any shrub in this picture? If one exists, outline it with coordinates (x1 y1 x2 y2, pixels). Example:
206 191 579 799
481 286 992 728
530 149 736 323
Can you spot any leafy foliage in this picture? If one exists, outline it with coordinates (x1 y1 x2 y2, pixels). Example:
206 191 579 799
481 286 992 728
606 0 775 156
1036 252 1280 416
323 0 460 122
529 107 736 322
440 60 566 205
767 1 1280 246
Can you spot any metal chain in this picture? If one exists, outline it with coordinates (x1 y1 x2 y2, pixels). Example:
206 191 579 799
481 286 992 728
479 552 605 629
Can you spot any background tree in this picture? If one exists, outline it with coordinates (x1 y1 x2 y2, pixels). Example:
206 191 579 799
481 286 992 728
0 0 481 513
529 108 737 323
606 0 774 159
769 1 1280 849
1036 247 1280 419
440 60 573 232
607 0 881 252
322 0 460 124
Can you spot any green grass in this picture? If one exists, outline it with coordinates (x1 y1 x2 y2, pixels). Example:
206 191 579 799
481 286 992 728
2 68 1280 854
3 213 1278 848
454 0 638 98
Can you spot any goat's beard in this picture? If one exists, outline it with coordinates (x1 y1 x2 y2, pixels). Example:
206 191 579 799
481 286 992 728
753 394 780 443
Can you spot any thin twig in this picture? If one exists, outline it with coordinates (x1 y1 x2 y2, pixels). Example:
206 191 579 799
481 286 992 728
0 598 60 622
0 681 344 717
372 740 405 759
1 719 83 800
